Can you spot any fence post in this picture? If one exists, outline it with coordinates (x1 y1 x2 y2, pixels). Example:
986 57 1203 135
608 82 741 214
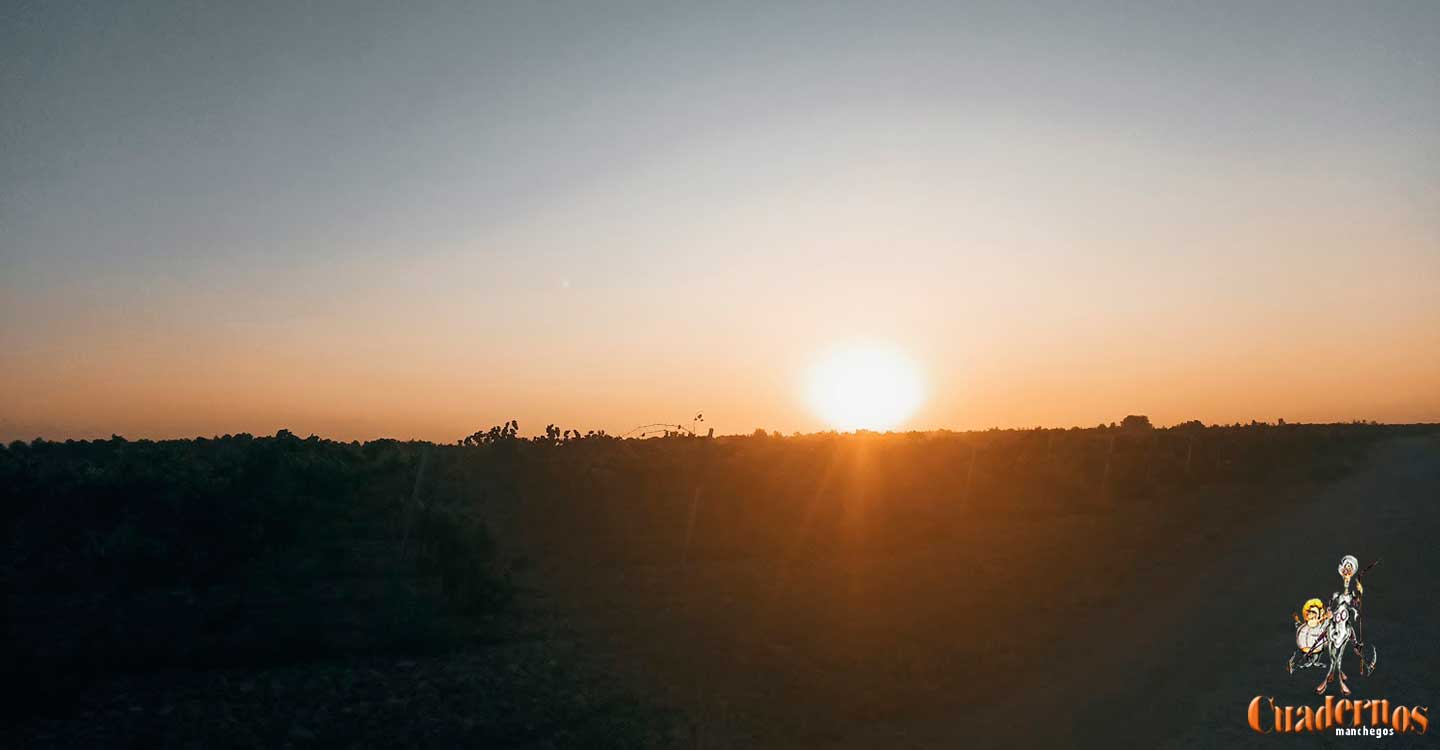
1101 433 1115 499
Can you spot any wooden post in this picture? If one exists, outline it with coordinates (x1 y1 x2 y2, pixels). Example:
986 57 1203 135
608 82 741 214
966 443 978 495
399 447 430 559
1101 433 1115 498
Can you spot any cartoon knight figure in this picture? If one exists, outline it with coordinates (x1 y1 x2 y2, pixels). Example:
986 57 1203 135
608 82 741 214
1331 555 1365 650
1288 598 1329 674
1313 554 1377 695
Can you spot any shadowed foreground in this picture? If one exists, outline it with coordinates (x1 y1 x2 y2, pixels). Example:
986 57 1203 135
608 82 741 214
494 425 1440 747
5 424 1436 747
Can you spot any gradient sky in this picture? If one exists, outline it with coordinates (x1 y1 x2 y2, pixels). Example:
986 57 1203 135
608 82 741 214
3 1 1438 441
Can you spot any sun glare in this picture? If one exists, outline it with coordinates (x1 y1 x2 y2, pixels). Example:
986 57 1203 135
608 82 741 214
806 344 925 432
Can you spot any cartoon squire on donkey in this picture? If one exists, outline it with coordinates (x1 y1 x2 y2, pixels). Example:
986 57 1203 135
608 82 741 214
1287 554 1379 696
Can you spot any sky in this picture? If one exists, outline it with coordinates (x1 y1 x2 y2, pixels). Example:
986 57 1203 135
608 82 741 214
2 1 1438 441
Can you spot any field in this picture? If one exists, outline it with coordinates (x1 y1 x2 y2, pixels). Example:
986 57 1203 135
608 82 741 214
5 422 1437 747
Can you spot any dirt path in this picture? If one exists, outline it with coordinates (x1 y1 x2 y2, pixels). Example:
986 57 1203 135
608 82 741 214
704 435 1440 748
1040 435 1440 748
517 435 1440 748
839 435 1440 749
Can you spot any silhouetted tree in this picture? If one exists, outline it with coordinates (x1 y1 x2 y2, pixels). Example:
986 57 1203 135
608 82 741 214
1120 415 1153 431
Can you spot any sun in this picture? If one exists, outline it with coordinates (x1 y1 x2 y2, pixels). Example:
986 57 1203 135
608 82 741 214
805 344 925 432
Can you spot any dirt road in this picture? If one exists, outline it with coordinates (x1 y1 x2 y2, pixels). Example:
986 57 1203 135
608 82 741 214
520 435 1440 748
1025 435 1440 748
